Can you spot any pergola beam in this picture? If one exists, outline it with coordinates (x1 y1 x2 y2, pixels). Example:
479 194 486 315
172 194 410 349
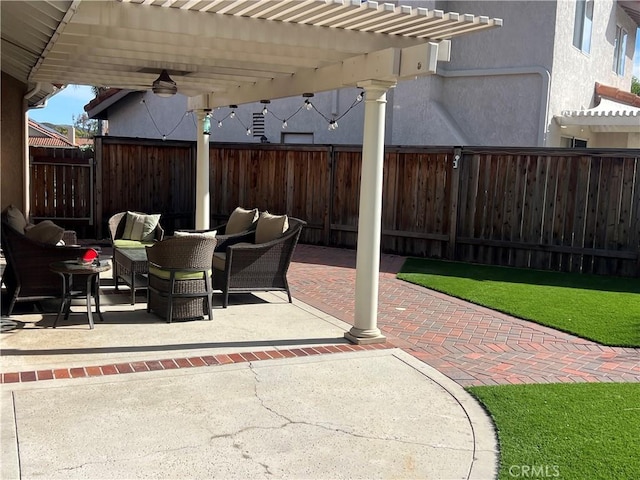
188 42 444 110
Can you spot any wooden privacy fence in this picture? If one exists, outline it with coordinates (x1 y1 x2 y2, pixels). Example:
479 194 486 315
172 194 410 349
89 137 639 277
29 147 94 238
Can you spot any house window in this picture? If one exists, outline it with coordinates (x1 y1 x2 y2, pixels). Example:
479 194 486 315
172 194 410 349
561 136 588 148
573 0 593 53
282 132 314 144
613 25 627 75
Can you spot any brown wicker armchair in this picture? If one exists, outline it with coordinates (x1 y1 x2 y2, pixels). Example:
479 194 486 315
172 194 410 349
213 217 306 308
1 220 85 316
146 235 217 323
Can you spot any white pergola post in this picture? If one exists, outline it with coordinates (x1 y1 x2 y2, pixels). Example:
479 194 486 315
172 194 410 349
345 80 396 345
194 110 210 230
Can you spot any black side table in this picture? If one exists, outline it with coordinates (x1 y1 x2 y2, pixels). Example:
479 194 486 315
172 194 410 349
49 260 111 329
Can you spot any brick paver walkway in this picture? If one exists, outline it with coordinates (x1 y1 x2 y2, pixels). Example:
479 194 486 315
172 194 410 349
289 245 640 387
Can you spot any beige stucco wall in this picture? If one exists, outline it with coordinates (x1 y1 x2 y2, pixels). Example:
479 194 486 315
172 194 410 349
1 72 26 212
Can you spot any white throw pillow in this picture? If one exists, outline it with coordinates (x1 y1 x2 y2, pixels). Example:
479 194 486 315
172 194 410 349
174 230 217 238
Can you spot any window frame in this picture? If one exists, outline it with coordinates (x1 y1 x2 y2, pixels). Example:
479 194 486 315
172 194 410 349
573 0 594 54
613 25 628 75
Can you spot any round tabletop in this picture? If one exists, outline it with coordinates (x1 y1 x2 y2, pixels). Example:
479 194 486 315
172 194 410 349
49 260 111 275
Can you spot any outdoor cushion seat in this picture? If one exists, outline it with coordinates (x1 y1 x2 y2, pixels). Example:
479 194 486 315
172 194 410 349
108 211 164 248
1 210 86 316
213 215 306 308
146 235 216 322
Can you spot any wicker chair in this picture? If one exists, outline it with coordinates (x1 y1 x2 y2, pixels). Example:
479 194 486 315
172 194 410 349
146 235 217 323
213 217 306 308
1 219 85 316
108 211 164 246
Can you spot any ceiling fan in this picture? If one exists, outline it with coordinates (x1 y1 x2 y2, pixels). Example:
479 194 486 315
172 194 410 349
151 69 177 97
119 68 185 96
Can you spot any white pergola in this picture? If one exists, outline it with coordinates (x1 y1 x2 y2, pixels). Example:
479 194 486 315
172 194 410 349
2 0 501 344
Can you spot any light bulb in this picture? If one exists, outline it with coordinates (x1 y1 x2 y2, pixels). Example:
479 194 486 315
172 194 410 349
246 128 251 136
162 135 167 141
282 120 288 129
356 92 363 102
305 100 312 111
218 121 223 128
262 106 268 116
230 111 236 118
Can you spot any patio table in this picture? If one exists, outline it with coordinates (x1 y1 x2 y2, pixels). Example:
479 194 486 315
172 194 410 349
49 259 111 329
113 247 149 305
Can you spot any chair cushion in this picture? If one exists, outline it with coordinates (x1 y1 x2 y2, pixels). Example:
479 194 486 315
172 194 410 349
255 211 289 244
113 239 156 249
123 211 161 241
174 230 217 238
213 242 254 271
4 205 28 233
24 220 65 245
149 266 212 280
225 207 258 235
212 251 226 271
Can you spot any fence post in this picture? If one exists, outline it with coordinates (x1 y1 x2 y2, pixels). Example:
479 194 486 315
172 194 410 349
447 147 462 260
94 137 103 240
325 146 335 245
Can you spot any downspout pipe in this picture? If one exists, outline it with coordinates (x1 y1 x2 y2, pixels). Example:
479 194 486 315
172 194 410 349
437 66 551 146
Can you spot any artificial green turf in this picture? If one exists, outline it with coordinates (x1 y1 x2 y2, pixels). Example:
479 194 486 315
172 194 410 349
467 383 640 480
397 258 640 347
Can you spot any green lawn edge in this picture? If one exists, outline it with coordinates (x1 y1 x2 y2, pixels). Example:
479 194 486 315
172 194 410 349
396 257 640 347
466 383 640 480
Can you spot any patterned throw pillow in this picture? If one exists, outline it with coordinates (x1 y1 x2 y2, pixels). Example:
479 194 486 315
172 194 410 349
123 211 161 241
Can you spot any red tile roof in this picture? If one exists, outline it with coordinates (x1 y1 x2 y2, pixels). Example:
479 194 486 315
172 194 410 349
28 119 76 148
595 82 640 108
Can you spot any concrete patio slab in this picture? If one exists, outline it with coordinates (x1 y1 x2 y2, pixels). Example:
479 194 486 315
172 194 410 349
2 349 497 480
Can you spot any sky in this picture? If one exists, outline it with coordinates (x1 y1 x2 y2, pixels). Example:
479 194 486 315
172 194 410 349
28 30 640 127
29 85 96 127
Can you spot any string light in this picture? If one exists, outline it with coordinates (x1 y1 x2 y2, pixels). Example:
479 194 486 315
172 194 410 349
143 90 363 140
260 99 270 116
303 92 314 111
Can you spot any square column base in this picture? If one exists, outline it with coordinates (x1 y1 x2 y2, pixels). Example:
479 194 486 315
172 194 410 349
344 331 387 345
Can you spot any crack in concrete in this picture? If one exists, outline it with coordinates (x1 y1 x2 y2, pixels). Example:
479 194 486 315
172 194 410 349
247 362 472 454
